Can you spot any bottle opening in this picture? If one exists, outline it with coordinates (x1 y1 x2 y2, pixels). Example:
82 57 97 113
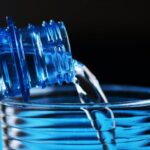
0 17 75 101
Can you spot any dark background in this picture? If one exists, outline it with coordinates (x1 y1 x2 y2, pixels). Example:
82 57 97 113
0 0 150 86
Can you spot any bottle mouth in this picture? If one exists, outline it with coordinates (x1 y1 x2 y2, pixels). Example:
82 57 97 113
2 84 150 109
0 17 75 100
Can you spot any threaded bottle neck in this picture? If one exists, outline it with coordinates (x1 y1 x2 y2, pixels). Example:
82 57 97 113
0 17 75 100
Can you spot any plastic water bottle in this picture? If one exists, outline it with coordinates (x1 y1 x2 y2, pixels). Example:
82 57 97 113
0 17 116 150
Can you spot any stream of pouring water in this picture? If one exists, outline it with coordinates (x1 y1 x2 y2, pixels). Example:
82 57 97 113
74 64 116 150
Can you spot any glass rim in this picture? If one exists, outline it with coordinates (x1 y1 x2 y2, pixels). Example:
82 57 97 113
1 84 150 109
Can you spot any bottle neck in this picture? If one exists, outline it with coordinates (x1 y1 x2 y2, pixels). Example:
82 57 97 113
0 17 75 100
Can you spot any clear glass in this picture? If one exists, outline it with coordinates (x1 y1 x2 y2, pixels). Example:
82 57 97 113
1 84 150 150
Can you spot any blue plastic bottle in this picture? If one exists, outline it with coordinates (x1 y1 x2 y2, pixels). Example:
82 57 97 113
0 17 116 150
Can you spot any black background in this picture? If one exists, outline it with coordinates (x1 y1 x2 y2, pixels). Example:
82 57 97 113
0 0 150 86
